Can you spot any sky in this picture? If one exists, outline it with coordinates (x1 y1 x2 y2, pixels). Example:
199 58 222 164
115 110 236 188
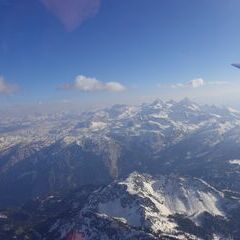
1 0 240 109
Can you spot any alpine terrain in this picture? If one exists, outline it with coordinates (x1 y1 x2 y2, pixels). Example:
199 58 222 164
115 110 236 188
1 99 240 239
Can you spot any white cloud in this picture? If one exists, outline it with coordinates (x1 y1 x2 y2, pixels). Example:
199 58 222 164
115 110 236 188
171 78 205 89
61 75 126 92
105 82 125 92
0 76 18 94
186 78 205 88
170 78 228 89
75 75 103 91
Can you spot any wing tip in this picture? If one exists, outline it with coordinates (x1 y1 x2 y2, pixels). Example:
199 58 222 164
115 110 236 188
232 63 240 69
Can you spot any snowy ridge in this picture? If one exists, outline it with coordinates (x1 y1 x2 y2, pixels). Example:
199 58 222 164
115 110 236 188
1 98 240 155
52 172 233 240
120 172 225 218
229 159 240 166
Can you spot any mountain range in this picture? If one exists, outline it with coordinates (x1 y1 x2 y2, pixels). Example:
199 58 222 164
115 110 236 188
1 98 240 239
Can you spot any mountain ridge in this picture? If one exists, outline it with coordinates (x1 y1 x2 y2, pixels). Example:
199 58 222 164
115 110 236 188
1 98 240 206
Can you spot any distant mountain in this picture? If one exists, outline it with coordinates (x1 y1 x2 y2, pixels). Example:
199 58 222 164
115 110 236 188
1 98 240 206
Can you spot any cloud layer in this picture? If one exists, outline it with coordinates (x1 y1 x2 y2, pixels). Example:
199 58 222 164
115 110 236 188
171 78 227 89
172 78 205 89
41 0 101 31
0 77 18 95
60 75 126 92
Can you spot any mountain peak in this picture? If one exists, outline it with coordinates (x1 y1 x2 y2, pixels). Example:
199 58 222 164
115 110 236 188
178 97 196 106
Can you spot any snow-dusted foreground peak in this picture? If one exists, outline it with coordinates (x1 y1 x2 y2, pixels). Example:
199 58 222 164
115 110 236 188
120 172 225 218
50 172 239 240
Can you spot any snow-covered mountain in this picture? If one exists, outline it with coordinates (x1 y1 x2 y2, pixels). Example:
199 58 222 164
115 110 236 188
1 98 240 206
39 172 239 240
1 98 240 239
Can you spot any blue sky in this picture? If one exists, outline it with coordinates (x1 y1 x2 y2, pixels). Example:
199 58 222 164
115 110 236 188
1 0 240 107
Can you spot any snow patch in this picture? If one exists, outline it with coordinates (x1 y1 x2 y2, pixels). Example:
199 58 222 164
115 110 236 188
90 121 107 130
98 199 141 227
229 159 240 166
